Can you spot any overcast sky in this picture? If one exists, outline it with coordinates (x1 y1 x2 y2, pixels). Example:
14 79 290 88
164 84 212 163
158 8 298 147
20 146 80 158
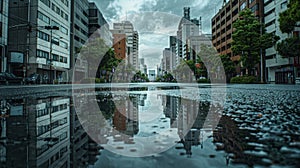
89 0 223 70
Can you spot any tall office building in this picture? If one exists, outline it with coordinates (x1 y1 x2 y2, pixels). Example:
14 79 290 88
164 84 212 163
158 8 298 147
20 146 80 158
132 30 139 69
162 48 170 73
8 0 71 82
5 97 70 167
264 0 299 84
111 29 127 60
211 0 264 75
112 21 139 70
0 0 8 73
176 7 201 61
170 36 177 68
88 2 112 46
139 58 147 74
70 0 89 81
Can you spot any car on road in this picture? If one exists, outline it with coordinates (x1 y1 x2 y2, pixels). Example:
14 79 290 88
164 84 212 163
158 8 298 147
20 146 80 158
25 73 41 84
0 72 23 85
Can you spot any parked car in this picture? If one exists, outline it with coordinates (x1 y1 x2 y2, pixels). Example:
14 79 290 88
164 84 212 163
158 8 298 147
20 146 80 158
25 73 41 84
0 72 23 85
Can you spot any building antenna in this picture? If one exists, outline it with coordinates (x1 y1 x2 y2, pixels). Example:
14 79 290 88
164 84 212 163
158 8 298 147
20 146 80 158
222 0 226 7
199 16 202 35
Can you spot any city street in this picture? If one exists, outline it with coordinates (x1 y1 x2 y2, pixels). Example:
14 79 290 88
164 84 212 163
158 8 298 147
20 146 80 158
2 0 300 167
0 83 299 167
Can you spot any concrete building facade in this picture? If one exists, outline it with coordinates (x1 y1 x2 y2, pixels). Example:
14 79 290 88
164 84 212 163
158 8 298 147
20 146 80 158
211 0 264 75
88 2 112 47
264 0 299 84
0 0 8 73
70 0 89 82
8 0 71 82
112 21 139 70
176 7 201 62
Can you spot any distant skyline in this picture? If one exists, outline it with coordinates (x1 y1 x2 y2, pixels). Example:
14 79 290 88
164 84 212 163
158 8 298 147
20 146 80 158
89 0 223 70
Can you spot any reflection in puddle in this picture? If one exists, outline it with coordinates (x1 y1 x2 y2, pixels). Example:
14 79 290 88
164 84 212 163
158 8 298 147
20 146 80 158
0 85 299 167
80 86 212 157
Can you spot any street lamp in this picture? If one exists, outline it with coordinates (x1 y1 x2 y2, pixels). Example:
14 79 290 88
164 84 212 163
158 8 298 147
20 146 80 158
44 26 59 84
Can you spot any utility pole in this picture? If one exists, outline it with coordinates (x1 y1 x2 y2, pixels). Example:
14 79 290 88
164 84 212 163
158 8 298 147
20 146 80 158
25 0 31 84
44 26 59 84
260 17 264 83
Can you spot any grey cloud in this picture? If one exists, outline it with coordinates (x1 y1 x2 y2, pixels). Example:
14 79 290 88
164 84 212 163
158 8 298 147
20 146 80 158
91 0 121 22
138 0 223 33
127 12 180 35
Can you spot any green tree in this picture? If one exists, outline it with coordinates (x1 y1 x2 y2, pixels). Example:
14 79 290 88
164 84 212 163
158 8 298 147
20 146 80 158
278 0 300 34
232 8 279 75
220 54 236 82
277 0 300 58
132 71 149 82
80 38 111 78
220 55 235 74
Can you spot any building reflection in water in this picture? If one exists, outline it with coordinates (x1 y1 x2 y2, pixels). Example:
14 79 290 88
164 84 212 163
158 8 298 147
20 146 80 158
0 86 217 166
162 95 211 157
0 97 70 167
0 96 102 168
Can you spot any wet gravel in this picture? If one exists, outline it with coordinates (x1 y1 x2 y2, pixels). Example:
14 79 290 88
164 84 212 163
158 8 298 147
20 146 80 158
215 84 300 167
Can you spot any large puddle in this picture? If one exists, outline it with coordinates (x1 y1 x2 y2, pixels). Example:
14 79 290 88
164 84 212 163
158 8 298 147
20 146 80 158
0 85 299 167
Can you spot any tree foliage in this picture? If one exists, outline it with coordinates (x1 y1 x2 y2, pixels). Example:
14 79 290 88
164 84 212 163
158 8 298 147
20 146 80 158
220 54 235 74
132 71 149 82
232 9 279 72
277 0 300 58
80 38 112 77
278 0 300 34
277 37 300 58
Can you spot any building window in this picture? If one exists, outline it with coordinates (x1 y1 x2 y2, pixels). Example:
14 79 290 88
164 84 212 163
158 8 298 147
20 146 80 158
89 9 97 17
60 41 68 49
0 0 3 13
61 0 69 7
75 14 80 20
60 132 67 141
37 49 49 59
0 22 2 37
40 0 50 7
61 26 68 35
249 0 255 4
74 36 80 42
37 125 50 136
38 31 50 41
251 4 259 12
51 20 60 28
60 146 68 156
74 24 80 30
52 3 60 15
52 54 59 61
51 38 59 46
81 18 87 26
240 2 246 11
63 13 68 21
281 1 287 9
59 56 64 62
38 11 50 24
60 11 65 19
63 57 67 63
